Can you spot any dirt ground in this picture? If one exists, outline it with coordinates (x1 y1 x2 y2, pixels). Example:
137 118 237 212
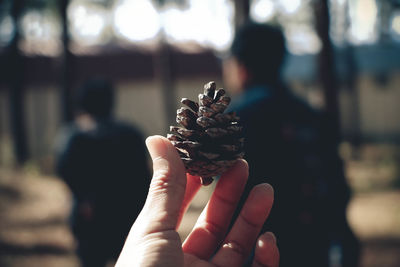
0 169 79 267
1 147 400 267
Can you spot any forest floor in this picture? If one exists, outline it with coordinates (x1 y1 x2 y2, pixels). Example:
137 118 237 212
0 143 400 267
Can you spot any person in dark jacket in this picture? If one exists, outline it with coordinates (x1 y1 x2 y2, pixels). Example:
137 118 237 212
56 78 151 267
223 22 360 267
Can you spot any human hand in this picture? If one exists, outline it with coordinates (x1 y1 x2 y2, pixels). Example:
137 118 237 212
116 135 279 267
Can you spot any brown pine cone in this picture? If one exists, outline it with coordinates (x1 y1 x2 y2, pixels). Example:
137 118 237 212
167 81 244 185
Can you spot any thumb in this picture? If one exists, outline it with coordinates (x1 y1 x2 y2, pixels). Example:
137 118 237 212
144 135 187 232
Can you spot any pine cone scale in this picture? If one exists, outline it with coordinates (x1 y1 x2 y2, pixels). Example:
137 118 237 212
181 98 199 112
199 94 213 107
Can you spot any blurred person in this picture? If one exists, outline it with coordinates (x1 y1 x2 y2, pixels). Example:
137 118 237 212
223 22 360 267
56 78 151 267
116 135 279 267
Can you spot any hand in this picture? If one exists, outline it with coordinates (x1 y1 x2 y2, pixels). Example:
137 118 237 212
116 135 279 267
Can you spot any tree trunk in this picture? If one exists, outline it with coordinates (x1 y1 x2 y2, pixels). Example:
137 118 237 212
234 0 250 29
154 40 177 128
60 0 74 122
313 0 340 140
8 0 28 165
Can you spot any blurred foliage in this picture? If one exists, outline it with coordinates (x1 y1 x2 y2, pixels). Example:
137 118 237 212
1 0 400 55
156 0 187 6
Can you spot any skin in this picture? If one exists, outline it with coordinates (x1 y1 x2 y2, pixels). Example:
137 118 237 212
116 135 279 267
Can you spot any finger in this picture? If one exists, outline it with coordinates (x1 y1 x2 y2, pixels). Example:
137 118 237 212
252 232 280 267
211 183 274 267
182 160 248 259
177 174 202 228
143 135 187 232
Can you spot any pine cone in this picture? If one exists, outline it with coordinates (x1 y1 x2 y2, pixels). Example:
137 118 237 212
167 81 244 185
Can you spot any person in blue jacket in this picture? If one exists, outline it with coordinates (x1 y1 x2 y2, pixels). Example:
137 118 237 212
223 22 360 267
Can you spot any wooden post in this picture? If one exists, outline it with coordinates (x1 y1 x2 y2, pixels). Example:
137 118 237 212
234 0 250 29
313 0 340 140
154 40 177 128
342 0 361 145
60 0 74 122
8 0 28 165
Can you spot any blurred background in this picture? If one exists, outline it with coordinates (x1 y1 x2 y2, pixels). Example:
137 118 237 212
0 0 399 266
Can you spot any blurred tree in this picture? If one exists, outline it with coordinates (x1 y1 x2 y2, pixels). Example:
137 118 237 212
154 0 187 128
313 0 340 140
153 41 177 128
7 0 28 165
234 0 250 28
341 0 361 146
60 0 74 122
156 0 187 6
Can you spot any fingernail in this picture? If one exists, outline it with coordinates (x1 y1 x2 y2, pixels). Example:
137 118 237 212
145 135 162 147
257 183 274 194
146 135 168 158
264 232 276 244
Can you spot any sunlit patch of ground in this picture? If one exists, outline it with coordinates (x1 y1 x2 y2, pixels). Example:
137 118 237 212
344 143 400 267
348 191 400 240
348 191 400 267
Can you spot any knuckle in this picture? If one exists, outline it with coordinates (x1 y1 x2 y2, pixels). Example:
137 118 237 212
149 170 172 194
148 168 185 198
202 220 225 241
222 239 247 257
